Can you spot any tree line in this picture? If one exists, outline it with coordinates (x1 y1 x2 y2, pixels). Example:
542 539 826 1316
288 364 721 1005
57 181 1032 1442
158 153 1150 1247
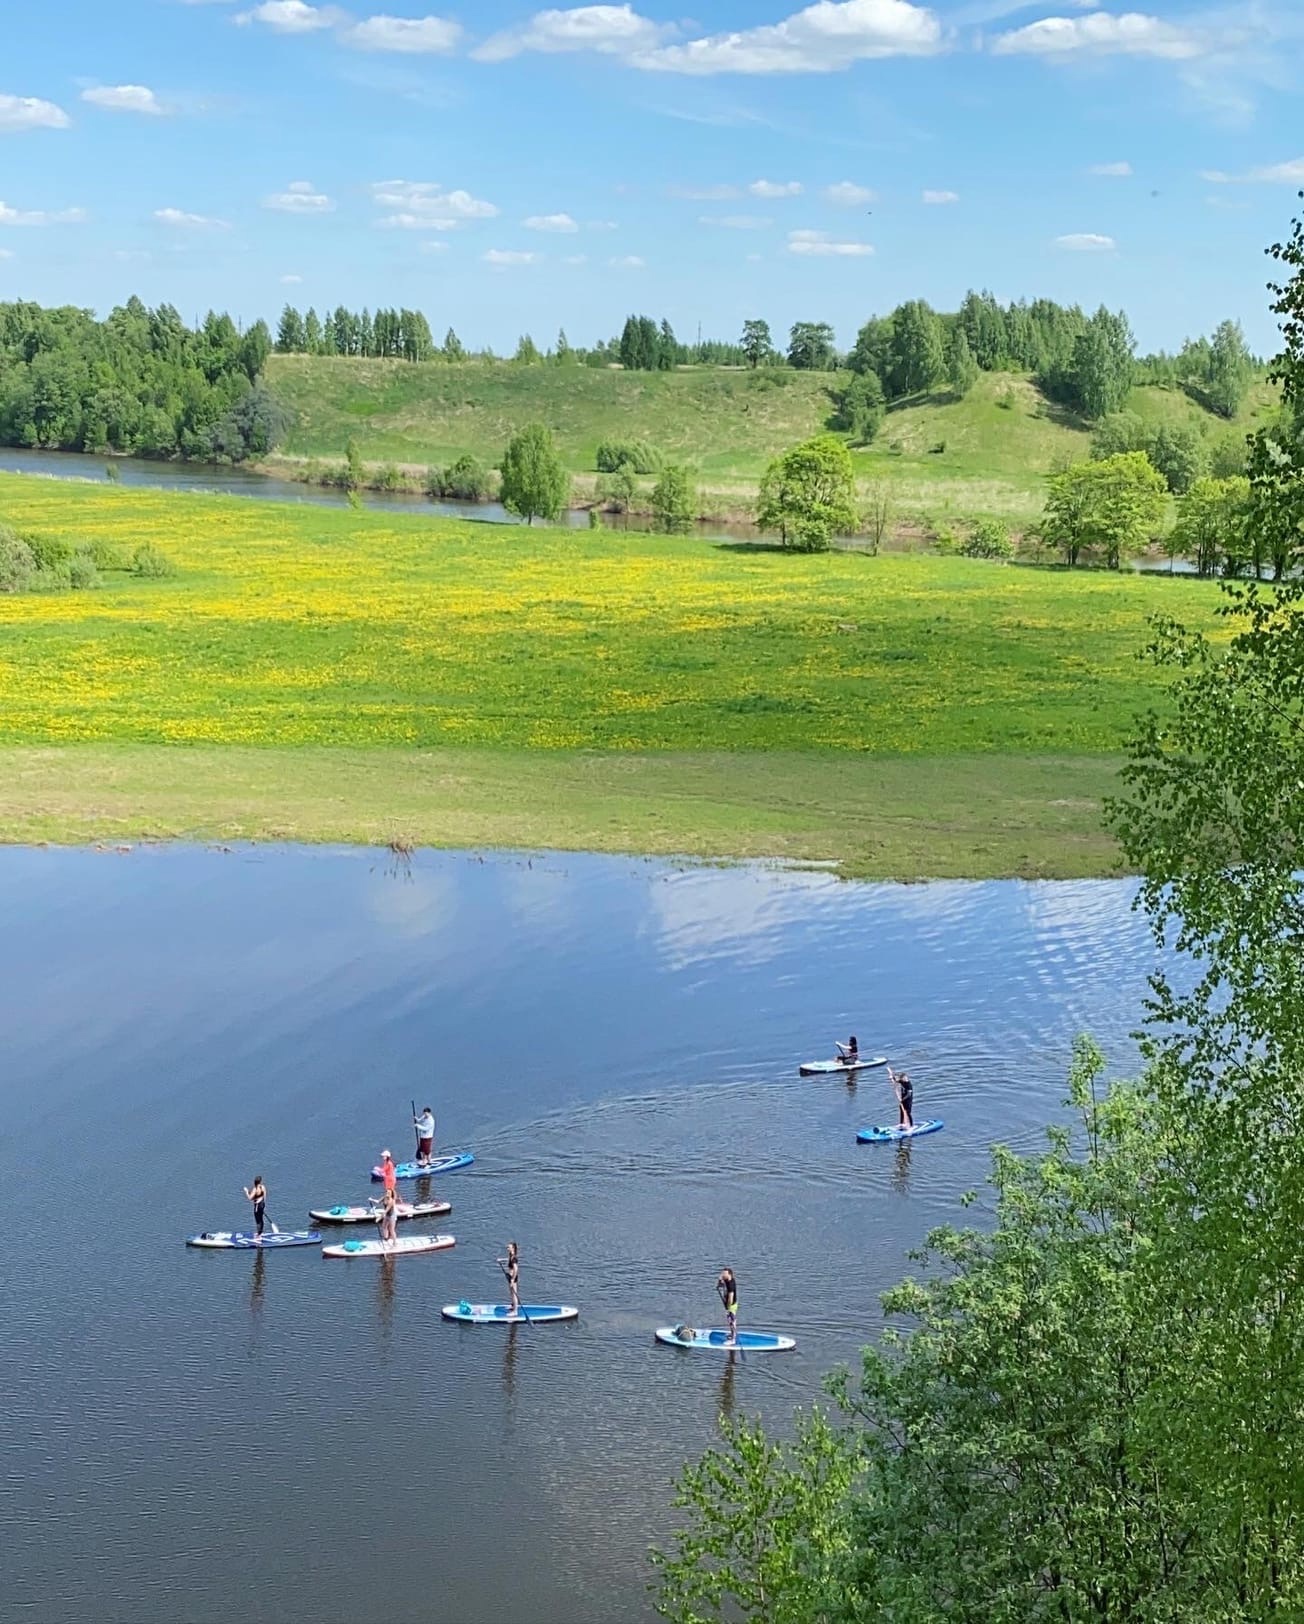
0 297 282 460
652 205 1304 1623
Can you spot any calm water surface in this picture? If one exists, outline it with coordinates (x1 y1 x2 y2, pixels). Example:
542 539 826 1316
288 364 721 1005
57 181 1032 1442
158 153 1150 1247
0 848 1164 1624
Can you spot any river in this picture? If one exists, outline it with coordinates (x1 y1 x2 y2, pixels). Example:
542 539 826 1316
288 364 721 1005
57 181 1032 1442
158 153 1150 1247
0 846 1165 1624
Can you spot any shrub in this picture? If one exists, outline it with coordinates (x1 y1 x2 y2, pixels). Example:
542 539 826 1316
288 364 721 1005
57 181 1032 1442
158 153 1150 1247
595 438 662 475
30 563 72 591
132 542 177 579
84 538 128 571
933 526 961 556
375 463 405 492
23 533 71 572
0 529 35 593
69 551 101 590
588 506 603 530
962 519 1014 560
599 460 639 513
440 454 492 502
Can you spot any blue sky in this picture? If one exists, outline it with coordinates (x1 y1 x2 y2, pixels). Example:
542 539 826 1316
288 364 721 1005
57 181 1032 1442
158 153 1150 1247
2 0 1302 352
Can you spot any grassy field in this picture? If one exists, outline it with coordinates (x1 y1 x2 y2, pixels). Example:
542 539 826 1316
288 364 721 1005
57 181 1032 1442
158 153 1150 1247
265 357 1276 528
0 473 1225 876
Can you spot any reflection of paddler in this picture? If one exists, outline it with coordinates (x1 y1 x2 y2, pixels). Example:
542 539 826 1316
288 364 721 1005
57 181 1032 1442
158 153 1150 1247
716 1266 738 1344
886 1064 915 1130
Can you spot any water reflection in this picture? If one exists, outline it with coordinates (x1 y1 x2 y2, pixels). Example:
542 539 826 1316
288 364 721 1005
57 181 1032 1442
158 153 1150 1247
501 1321 520 1407
717 1359 737 1421
248 1247 268 1350
375 1254 397 1354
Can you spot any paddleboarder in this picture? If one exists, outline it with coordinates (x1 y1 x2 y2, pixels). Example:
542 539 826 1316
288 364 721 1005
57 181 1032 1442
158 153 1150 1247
498 1240 521 1313
243 1175 269 1242
379 1148 397 1194
836 1036 859 1064
413 1105 436 1168
716 1266 738 1344
377 1183 399 1244
887 1064 915 1130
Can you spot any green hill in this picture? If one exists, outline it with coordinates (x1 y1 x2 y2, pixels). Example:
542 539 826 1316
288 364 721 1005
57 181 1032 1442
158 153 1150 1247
264 356 1276 527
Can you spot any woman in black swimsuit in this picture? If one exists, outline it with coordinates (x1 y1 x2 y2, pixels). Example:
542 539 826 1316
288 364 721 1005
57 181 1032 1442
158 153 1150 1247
243 1175 268 1241
499 1241 521 1313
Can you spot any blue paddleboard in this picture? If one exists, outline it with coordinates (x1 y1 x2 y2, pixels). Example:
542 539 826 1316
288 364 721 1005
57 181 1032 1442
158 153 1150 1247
856 1119 944 1143
370 1150 474 1182
186 1230 320 1249
655 1327 796 1352
442 1303 579 1324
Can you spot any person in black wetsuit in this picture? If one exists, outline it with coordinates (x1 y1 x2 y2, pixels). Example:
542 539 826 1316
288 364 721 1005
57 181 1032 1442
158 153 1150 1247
716 1267 738 1343
499 1240 521 1313
243 1175 268 1241
836 1036 859 1065
886 1065 915 1130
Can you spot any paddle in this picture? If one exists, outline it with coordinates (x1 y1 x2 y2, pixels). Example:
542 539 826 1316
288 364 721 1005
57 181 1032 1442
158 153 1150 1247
498 1253 532 1324
411 1097 419 1164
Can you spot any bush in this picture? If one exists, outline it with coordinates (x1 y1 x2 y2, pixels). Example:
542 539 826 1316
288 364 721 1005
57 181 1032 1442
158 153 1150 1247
933 526 961 556
30 564 72 592
0 529 35 593
599 460 639 513
997 387 1018 411
23 532 71 572
440 454 492 502
69 551 101 590
962 519 1014 560
132 543 177 579
84 538 128 571
595 438 662 475
375 463 405 492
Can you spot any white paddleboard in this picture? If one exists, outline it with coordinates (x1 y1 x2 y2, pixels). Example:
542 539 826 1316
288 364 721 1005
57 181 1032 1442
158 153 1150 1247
322 1233 455 1259
442 1303 579 1324
309 1200 451 1224
798 1055 887 1076
655 1326 796 1352
187 1230 320 1249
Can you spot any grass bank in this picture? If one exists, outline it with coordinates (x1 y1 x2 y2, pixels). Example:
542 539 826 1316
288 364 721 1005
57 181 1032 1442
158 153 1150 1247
0 473 1223 875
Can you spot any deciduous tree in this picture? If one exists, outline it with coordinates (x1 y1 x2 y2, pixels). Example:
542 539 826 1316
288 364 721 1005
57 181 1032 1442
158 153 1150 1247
757 434 857 551
499 422 569 524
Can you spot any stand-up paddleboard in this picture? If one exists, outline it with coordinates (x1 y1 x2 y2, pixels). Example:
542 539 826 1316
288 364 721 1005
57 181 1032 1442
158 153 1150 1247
442 1303 579 1325
655 1326 796 1352
857 1119 944 1143
370 1151 474 1182
187 1230 320 1249
798 1055 887 1077
321 1233 455 1259
309 1200 451 1225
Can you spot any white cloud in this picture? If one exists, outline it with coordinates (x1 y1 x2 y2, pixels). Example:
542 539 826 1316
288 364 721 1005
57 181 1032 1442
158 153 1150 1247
788 227 873 256
1202 156 1304 184
154 206 231 229
263 180 335 213
588 219 619 230
483 248 540 265
342 14 463 52
750 178 802 197
609 253 645 267
280 272 303 283
81 85 167 116
667 183 741 200
236 1 341 32
0 201 86 226
474 4 670 62
993 11 1202 59
1088 160 1132 175
922 188 959 203
637 0 943 75
0 94 71 132
700 213 773 228
523 212 580 232
370 179 498 219
824 180 875 205
377 212 460 229
0 248 14 259
1054 231 1116 250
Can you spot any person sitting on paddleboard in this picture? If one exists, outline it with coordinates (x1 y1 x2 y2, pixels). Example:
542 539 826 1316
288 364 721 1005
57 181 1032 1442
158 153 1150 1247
716 1267 738 1343
887 1065 915 1130
499 1240 521 1313
836 1036 859 1064
379 1148 397 1192
377 1183 399 1244
413 1106 436 1168
243 1175 268 1241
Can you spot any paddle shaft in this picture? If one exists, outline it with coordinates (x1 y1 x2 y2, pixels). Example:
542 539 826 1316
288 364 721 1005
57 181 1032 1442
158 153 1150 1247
411 1097 418 1158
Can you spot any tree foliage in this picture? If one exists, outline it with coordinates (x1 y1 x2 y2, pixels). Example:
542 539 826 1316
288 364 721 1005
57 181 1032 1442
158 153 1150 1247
499 422 569 524
756 435 857 552
786 322 837 372
832 371 885 445
650 464 696 533
740 319 773 369
1041 451 1166 568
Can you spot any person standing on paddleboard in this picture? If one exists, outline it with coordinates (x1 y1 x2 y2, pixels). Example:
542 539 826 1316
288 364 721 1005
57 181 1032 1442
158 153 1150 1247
377 1183 399 1244
716 1267 738 1344
413 1106 436 1168
499 1241 521 1313
243 1175 269 1242
379 1148 397 1192
887 1065 915 1130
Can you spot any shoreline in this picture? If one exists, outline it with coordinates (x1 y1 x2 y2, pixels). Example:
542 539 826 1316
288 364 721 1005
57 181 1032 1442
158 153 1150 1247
0 745 1125 882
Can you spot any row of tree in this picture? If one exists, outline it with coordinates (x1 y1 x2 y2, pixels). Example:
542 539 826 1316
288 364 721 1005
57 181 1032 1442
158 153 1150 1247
653 203 1304 1624
0 297 283 460
275 305 436 362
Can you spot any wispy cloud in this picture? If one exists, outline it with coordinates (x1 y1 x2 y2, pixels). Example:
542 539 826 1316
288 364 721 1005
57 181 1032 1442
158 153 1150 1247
523 212 579 232
483 248 540 265
609 253 645 267
824 180 876 205
667 183 741 200
154 206 231 229
280 272 303 283
369 180 498 225
474 4 670 62
341 14 462 53
81 84 168 116
0 94 71 132
788 227 874 256
922 188 959 203
993 11 1203 59
0 201 86 225
1087 159 1132 176
700 214 773 229
236 0 341 31
1202 156 1304 184
263 179 335 213
750 178 803 198
1054 231 1116 251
